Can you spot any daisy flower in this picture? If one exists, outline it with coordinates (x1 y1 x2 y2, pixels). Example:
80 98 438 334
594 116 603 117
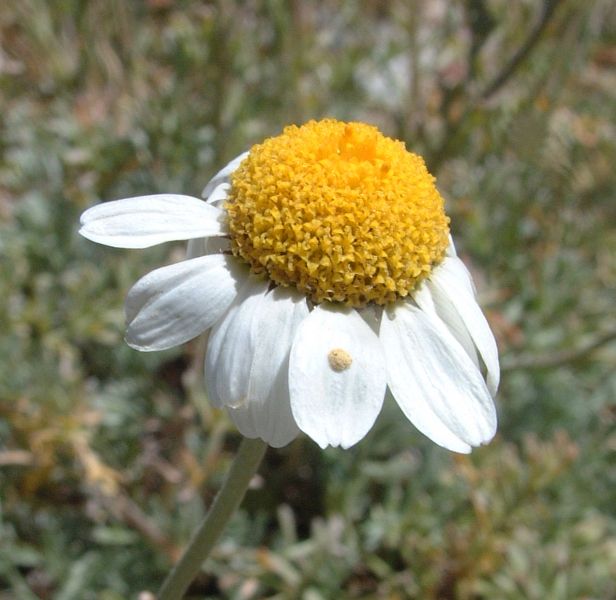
80 119 499 453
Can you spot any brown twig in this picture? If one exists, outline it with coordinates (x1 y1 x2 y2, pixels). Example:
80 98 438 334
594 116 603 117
73 435 181 560
101 491 182 561
502 326 616 372
480 0 564 100
428 0 564 170
0 450 33 466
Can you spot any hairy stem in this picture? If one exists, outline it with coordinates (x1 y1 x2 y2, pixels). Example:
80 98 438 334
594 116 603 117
157 437 268 600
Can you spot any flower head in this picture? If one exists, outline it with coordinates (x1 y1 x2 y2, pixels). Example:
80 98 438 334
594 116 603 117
227 120 449 306
80 119 499 452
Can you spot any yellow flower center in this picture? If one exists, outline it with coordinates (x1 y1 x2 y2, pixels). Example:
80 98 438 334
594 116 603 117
226 119 450 307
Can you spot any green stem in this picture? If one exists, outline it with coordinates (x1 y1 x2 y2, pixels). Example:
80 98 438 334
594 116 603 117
157 438 268 600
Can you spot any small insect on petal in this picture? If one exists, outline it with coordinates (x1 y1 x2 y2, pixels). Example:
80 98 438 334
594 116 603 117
328 348 353 372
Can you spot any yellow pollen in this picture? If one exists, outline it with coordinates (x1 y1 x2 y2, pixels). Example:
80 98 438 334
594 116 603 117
328 348 353 372
226 119 450 307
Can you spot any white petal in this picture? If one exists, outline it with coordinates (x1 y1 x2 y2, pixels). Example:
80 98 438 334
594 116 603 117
206 281 306 446
225 405 258 438
428 257 500 394
246 288 308 422
447 234 457 257
226 376 299 447
438 254 476 296
185 238 206 260
356 305 382 335
414 280 479 367
289 304 387 449
185 236 231 260
79 195 225 248
224 287 308 447
204 277 269 409
124 254 245 351
381 302 497 451
205 182 230 206
201 152 249 198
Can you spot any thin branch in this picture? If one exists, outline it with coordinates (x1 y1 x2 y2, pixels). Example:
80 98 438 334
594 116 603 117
428 0 564 170
502 326 616 372
466 0 496 80
481 0 564 100
73 435 180 560
0 450 33 466
103 492 181 561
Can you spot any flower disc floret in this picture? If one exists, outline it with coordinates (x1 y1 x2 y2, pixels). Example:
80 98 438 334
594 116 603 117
226 119 450 307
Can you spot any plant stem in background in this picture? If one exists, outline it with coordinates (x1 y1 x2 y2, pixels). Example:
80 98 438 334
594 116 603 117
157 438 268 600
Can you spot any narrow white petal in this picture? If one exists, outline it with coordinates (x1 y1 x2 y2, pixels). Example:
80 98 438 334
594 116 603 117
412 281 437 314
414 280 479 367
205 182 230 206
206 284 308 447
447 234 457 257
79 195 225 248
428 257 500 394
356 305 382 335
225 405 259 439
438 254 476 296
381 302 496 450
205 278 268 409
185 238 205 260
125 254 245 351
246 287 308 441
186 236 232 260
225 290 306 447
289 304 387 449
387 287 473 453
201 152 249 198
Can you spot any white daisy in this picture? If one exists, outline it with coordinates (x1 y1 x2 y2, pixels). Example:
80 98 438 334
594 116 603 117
80 119 499 452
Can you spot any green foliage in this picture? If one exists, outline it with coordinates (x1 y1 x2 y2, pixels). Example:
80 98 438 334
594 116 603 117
1 0 615 598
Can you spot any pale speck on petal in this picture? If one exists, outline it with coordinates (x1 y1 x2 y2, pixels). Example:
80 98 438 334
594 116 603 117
327 348 353 372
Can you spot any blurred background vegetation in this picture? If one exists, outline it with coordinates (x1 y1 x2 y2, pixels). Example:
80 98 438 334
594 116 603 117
1 0 615 598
